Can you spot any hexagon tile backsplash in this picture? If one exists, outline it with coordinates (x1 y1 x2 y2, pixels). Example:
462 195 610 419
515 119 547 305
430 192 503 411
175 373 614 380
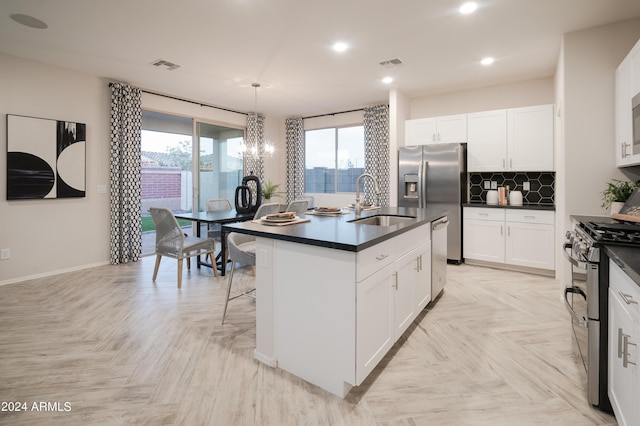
468 172 555 205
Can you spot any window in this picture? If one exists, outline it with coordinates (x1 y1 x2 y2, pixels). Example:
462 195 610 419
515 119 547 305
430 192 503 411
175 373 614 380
304 125 364 193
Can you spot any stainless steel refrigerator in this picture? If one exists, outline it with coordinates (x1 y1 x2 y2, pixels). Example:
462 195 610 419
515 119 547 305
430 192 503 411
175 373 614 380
398 143 467 263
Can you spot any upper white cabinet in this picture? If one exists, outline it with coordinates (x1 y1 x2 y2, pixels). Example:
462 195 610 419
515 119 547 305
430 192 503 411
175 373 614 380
467 109 507 171
405 114 467 145
508 105 554 171
467 104 554 172
615 37 640 167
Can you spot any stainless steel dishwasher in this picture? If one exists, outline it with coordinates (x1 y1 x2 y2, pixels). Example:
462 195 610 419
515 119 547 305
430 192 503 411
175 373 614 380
431 216 449 301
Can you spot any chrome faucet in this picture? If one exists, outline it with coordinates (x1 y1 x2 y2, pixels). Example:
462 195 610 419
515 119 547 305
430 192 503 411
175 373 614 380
355 173 381 217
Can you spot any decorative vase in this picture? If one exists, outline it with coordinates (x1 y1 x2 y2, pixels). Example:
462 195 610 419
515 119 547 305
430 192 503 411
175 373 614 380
610 201 625 216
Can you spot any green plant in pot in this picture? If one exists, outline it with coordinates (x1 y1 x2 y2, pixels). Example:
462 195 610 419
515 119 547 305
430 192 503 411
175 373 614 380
601 179 639 213
262 180 284 201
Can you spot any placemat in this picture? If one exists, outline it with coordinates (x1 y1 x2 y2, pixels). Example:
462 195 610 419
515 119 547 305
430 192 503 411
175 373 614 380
253 217 311 226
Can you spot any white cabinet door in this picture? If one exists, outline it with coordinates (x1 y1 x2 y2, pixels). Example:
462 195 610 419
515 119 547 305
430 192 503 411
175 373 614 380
413 242 432 312
406 118 437 145
505 221 555 270
608 261 640 426
467 109 507 171
609 289 637 426
394 250 417 339
356 263 395 385
631 39 640 97
616 57 634 166
463 218 505 263
507 104 554 171
436 114 467 143
406 114 467 145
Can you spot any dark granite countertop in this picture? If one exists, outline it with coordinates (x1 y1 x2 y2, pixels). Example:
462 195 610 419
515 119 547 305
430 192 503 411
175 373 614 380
605 246 640 288
222 206 447 252
463 203 555 211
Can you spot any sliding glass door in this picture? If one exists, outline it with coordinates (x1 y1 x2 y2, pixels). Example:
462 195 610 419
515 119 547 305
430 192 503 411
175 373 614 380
196 122 245 213
139 112 245 255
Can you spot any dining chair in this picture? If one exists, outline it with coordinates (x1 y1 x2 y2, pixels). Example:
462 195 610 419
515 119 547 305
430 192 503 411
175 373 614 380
150 207 218 289
285 199 309 214
205 198 232 261
206 198 232 239
221 202 281 324
253 202 282 219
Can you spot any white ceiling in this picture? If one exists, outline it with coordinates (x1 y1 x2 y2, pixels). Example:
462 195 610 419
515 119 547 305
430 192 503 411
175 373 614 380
1 0 640 118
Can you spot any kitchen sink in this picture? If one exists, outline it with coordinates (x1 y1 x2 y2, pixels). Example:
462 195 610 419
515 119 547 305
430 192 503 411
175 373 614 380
348 215 416 226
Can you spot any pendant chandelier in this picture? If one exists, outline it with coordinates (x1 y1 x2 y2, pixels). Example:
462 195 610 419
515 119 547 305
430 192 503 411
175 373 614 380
239 83 274 158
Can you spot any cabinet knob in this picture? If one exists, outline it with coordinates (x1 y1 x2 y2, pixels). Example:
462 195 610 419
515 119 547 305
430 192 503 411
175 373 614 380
376 254 389 261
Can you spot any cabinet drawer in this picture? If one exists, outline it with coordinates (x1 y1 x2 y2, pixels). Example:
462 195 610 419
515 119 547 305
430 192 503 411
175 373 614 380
506 209 554 225
610 260 640 321
464 207 505 221
356 224 430 282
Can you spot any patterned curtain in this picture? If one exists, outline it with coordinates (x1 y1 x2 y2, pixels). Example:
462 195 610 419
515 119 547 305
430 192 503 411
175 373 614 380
244 112 264 181
285 116 305 203
109 82 142 264
364 104 390 206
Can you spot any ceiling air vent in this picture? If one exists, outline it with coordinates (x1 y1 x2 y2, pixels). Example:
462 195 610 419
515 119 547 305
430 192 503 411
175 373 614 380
379 58 403 68
151 59 180 71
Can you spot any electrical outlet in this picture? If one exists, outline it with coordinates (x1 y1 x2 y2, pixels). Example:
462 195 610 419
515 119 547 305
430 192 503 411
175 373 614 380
0 248 10 260
491 181 498 190
483 181 491 190
523 181 530 191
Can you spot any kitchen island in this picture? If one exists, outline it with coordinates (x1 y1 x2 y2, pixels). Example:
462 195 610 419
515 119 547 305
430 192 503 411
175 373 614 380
223 206 447 397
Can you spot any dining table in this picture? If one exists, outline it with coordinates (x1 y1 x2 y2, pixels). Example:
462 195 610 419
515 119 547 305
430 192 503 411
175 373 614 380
174 209 255 276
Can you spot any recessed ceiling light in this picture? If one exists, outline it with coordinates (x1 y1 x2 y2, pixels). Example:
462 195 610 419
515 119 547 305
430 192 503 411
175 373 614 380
10 13 48 29
459 2 478 15
481 57 494 66
382 77 394 84
332 42 349 53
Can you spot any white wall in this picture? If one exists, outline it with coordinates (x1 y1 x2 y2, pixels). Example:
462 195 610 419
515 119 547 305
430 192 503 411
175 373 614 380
561 19 640 223
0 53 112 284
0 55 254 285
556 18 640 284
409 77 555 118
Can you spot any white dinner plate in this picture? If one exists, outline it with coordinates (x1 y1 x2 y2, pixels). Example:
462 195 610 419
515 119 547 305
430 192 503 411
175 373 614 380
263 215 297 223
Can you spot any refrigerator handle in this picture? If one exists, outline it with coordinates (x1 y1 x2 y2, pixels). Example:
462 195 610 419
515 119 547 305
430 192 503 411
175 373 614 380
420 161 429 208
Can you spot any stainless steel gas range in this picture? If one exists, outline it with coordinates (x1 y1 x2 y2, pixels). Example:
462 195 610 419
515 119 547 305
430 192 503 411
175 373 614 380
564 216 640 412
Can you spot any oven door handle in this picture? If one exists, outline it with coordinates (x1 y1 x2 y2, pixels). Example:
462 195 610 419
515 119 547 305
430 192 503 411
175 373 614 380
563 242 587 269
564 286 588 327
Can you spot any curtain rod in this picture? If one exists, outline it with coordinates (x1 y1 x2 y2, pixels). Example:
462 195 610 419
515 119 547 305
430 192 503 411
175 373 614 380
302 108 364 120
108 83 248 116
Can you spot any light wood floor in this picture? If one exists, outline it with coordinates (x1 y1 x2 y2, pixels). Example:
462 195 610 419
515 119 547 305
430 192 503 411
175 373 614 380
0 257 617 425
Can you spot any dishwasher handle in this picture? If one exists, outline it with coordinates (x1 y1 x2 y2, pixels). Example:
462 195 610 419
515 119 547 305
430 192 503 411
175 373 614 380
432 217 449 231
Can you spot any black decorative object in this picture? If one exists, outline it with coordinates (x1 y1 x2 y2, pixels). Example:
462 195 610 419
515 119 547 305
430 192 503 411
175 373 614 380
7 114 86 200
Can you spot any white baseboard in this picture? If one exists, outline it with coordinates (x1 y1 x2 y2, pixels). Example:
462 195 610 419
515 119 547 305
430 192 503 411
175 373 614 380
0 261 111 286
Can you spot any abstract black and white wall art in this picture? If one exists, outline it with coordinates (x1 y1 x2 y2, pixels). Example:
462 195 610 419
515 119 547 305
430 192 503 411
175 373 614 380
7 114 86 200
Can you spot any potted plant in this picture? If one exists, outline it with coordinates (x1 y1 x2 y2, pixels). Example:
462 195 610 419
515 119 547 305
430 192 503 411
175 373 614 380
262 180 284 201
601 179 639 214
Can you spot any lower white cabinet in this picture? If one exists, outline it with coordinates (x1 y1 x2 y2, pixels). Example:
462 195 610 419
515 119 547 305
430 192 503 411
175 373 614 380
463 208 505 263
356 227 433 384
608 260 640 426
463 207 555 271
356 263 395 384
256 219 441 398
504 210 555 270
394 241 432 338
